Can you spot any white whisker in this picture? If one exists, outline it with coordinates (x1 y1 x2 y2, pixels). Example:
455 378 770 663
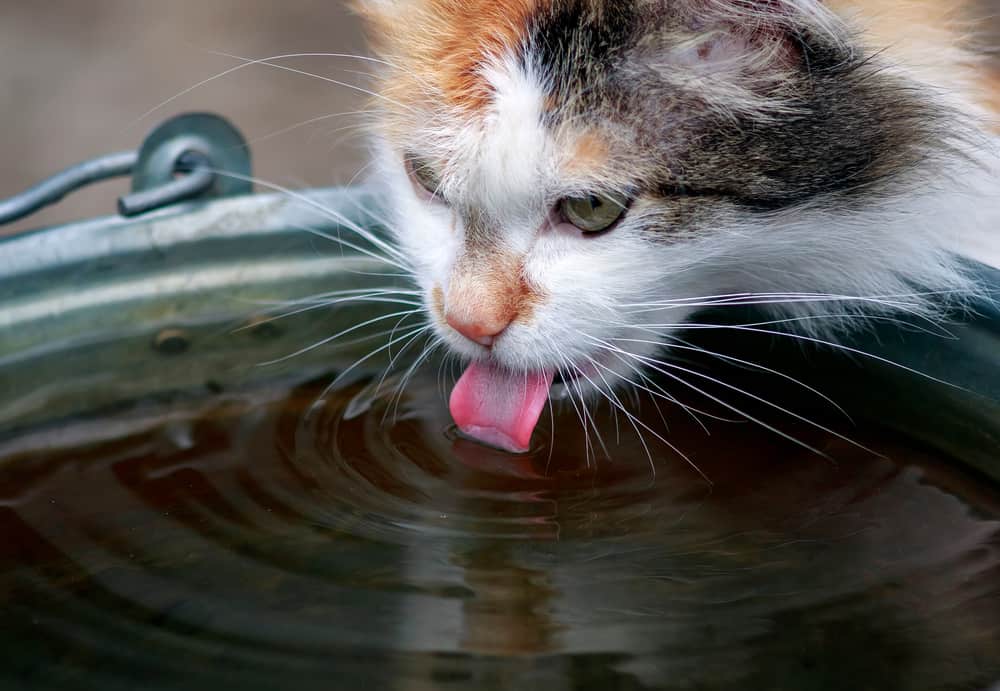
618 333 852 422
584 334 874 460
387 337 443 424
132 51 416 127
242 110 376 149
639 322 967 391
581 354 711 482
257 308 422 366
317 323 435 404
232 293 421 332
207 169 411 271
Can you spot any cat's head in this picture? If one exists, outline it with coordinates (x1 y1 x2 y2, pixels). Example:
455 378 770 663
355 0 975 452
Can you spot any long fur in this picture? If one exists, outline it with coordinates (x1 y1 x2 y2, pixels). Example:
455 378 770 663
354 0 999 394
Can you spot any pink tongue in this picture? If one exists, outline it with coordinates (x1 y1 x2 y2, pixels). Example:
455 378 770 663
449 361 555 453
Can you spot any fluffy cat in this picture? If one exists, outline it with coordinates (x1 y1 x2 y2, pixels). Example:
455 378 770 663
352 0 999 453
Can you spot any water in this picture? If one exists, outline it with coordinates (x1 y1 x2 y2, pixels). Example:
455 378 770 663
0 369 998 691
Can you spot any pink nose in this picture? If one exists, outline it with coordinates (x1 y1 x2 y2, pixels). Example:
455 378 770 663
445 312 511 347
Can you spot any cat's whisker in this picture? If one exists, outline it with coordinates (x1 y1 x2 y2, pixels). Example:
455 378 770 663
632 321 966 391
622 287 966 307
546 342 596 466
632 309 957 340
549 352 592 465
243 110 378 149
615 332 852 422
241 286 421 306
247 292 420 310
587 355 722 432
623 295 925 314
340 182 415 247
601 345 836 461
132 51 410 127
326 323 431 354
544 390 557 472
257 308 422 366
232 293 422 333
581 357 656 462
580 354 713 482
318 122 387 149
206 169 411 270
582 339 723 426
388 337 444 425
578 356 655 474
375 328 436 424
565 360 614 464
583 334 872 461
316 323 435 404
194 51 415 114
621 294 959 336
247 110 375 151
229 286 417 312
345 158 381 187
629 347 877 458
634 380 678 455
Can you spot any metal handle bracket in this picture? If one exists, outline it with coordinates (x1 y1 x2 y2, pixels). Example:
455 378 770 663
0 112 252 227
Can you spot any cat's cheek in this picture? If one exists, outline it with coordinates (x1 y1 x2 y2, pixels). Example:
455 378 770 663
389 189 459 285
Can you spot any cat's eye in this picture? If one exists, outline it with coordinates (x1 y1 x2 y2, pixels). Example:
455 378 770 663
404 153 443 198
559 191 629 234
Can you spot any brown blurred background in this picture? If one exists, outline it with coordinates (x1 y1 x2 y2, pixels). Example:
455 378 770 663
0 1 996 237
0 0 372 235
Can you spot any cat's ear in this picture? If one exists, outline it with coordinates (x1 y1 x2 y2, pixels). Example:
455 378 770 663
697 0 833 24
664 0 844 69
641 0 847 115
690 0 842 44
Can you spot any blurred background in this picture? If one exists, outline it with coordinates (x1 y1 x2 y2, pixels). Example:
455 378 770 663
0 0 372 235
0 1 996 237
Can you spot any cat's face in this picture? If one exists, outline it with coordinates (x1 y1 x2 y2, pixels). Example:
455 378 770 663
358 0 961 451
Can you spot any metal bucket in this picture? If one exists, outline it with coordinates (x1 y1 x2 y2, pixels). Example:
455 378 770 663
1 114 998 479
2 113 999 691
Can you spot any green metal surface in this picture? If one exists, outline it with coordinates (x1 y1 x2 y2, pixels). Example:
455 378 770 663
0 183 997 479
0 185 409 437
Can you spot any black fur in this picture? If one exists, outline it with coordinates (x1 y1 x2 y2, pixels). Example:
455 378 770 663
528 1 953 217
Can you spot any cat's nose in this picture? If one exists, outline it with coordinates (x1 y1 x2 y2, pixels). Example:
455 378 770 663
445 311 511 348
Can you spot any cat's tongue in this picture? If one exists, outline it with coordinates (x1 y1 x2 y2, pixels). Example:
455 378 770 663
449 361 554 453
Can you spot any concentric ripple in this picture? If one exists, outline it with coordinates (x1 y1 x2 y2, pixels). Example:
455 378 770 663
0 368 998 691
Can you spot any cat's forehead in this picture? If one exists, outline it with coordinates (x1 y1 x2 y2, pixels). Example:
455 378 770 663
362 0 773 188
363 0 643 204
359 0 556 113
365 0 942 212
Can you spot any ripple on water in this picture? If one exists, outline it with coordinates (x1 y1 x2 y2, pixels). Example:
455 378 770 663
0 371 998 690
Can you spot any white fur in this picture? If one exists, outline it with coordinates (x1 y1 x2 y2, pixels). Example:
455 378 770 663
365 25 1000 402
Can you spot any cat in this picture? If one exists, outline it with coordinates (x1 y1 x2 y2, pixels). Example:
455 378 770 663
351 0 999 453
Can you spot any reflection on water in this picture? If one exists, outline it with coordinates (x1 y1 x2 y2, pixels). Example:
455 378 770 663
0 370 998 691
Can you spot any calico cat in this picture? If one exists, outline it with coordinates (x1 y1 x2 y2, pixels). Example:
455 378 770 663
353 0 999 453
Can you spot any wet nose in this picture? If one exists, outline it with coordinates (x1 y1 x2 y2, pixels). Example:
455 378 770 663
445 311 512 348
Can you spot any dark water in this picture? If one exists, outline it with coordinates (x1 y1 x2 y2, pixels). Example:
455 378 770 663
0 371 998 691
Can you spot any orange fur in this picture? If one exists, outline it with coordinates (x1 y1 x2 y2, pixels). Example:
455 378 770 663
359 0 999 133
358 0 547 114
828 0 999 126
446 247 541 332
561 129 610 177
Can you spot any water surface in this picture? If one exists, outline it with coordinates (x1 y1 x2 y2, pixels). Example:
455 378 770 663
1 371 998 690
